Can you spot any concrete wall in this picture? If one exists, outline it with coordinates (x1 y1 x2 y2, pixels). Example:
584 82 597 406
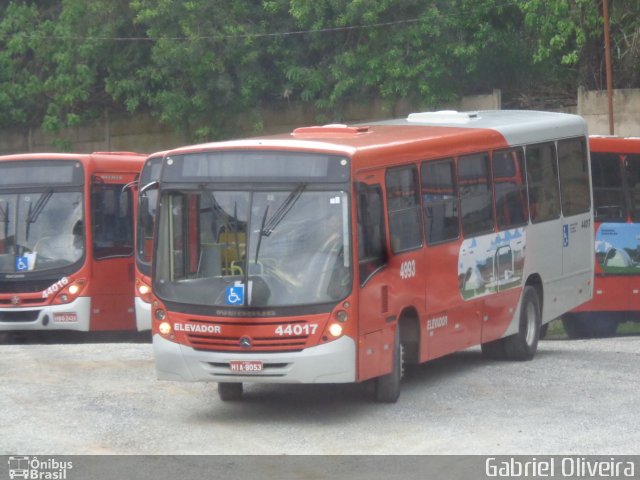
1 87 637 155
578 87 640 136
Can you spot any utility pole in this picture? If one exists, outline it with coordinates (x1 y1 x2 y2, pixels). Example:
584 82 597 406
603 0 614 134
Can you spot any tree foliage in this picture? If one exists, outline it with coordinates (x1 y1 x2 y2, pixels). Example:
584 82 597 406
0 0 639 142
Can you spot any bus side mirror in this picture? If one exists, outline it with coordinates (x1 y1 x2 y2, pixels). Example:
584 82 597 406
140 180 159 196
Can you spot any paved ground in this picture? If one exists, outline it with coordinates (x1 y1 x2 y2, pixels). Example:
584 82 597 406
1 333 639 455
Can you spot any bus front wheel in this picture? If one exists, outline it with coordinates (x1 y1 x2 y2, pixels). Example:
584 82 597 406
503 286 541 361
218 382 243 401
375 327 403 403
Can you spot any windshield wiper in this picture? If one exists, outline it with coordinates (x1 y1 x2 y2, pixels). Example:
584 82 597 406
253 183 306 266
0 202 8 224
25 189 53 240
0 202 8 244
259 184 307 238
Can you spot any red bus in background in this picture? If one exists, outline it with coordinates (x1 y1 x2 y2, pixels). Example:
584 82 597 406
563 136 640 338
134 152 164 331
0 151 146 333
150 110 593 402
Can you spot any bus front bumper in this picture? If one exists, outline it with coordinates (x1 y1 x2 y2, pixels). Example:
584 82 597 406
0 297 91 331
134 297 152 331
153 334 356 384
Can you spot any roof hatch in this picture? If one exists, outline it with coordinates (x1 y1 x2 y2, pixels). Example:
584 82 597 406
407 110 479 125
292 124 370 136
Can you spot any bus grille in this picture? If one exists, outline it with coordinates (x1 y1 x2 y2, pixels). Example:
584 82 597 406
0 298 45 306
187 333 307 352
0 310 40 322
0 280 55 294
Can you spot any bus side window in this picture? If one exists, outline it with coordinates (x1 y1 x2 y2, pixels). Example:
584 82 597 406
625 154 640 222
458 153 494 237
492 148 529 229
526 143 560 223
386 165 423 253
356 182 387 286
421 159 459 244
592 153 625 222
558 137 590 217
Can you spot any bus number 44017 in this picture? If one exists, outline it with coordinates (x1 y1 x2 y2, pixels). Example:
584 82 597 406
275 324 318 336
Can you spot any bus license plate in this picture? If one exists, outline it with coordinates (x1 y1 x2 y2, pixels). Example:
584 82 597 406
53 312 78 323
229 360 263 373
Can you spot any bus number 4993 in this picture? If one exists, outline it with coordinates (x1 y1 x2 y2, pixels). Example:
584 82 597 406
400 260 416 279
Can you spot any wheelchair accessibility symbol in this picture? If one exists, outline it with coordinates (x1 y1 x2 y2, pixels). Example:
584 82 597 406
226 285 245 305
15 256 29 272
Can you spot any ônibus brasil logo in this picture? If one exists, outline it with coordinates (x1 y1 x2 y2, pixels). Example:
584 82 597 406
8 457 73 480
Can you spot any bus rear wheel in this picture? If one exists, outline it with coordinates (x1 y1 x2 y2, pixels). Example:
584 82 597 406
503 285 541 361
375 327 403 403
218 382 243 401
562 312 618 339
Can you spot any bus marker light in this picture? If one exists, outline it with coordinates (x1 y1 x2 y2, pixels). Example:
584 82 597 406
155 309 167 321
328 323 343 337
68 284 80 295
138 284 150 295
335 310 348 322
159 322 172 335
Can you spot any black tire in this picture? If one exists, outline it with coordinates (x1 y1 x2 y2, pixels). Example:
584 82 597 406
563 312 618 339
481 338 506 360
585 315 618 338
562 313 590 339
218 382 243 401
375 327 403 403
503 285 541 361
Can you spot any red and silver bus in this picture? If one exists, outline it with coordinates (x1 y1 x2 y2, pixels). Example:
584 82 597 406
150 110 593 402
134 152 164 331
0 151 146 333
563 136 640 338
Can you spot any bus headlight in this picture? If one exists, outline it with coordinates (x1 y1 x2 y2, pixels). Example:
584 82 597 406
51 279 86 305
136 280 153 303
158 322 172 335
328 323 343 338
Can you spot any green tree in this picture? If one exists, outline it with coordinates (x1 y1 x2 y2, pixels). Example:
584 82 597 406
0 2 57 130
520 0 640 89
131 0 286 140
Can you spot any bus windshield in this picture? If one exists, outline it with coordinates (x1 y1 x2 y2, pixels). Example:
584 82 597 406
0 190 84 273
154 187 351 307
